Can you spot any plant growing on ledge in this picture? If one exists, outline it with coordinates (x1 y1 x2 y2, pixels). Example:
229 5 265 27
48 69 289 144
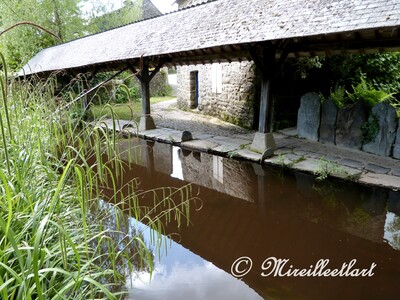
361 115 380 144
347 75 395 109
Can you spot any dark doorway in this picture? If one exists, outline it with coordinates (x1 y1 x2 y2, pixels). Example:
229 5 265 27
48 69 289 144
190 71 199 109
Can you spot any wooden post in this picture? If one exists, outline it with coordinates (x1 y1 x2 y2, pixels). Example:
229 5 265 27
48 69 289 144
131 58 165 131
258 47 276 133
141 60 151 116
250 47 277 156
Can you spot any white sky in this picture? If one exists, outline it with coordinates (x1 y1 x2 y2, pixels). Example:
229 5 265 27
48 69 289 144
151 0 177 13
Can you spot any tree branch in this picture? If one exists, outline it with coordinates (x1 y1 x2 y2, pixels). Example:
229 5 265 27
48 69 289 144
0 21 60 40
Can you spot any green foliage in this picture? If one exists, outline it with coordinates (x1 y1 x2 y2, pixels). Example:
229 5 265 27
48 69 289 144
329 86 347 108
347 76 395 109
314 158 347 181
296 57 325 79
87 0 144 33
361 115 379 144
0 0 86 70
325 53 400 99
0 56 194 298
115 83 140 103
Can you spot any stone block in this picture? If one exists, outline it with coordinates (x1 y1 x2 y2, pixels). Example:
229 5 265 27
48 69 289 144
250 132 276 156
336 101 368 150
393 119 400 159
297 93 321 141
319 98 337 144
362 102 398 157
139 116 156 132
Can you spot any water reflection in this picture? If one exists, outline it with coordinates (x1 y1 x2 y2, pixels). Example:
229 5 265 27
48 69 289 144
126 221 261 300
171 147 184 180
112 139 400 299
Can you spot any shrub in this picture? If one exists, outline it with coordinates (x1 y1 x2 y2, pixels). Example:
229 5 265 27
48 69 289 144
347 76 395 109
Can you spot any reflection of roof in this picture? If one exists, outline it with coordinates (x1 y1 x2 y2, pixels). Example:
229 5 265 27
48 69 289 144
21 0 400 76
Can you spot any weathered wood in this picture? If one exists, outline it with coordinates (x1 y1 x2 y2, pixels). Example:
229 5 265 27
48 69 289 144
149 61 164 81
140 61 151 115
257 47 276 133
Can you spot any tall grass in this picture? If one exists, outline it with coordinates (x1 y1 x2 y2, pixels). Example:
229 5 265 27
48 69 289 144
0 55 195 299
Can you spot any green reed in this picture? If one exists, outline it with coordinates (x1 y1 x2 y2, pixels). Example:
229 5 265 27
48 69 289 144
0 58 196 299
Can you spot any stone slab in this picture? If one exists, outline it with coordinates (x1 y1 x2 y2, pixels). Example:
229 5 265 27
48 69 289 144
393 119 400 159
359 173 400 190
365 163 391 174
212 144 241 153
234 149 263 162
193 133 214 140
181 139 220 152
338 158 364 168
319 98 337 144
291 158 321 173
297 93 321 141
391 169 400 177
362 102 398 157
265 153 304 167
141 129 172 139
208 137 251 148
336 101 368 150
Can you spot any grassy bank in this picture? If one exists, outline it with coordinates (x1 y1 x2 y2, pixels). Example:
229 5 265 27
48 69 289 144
0 57 191 299
91 96 175 120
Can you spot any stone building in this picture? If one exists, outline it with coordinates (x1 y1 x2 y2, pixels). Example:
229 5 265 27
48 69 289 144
175 0 258 129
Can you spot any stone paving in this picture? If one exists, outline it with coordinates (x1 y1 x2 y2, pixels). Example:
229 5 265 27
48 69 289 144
98 99 400 190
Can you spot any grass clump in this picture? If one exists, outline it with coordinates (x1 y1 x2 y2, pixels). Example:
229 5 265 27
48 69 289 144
0 55 193 299
91 96 175 120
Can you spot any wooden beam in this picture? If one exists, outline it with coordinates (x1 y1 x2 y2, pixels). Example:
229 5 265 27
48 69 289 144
149 61 164 81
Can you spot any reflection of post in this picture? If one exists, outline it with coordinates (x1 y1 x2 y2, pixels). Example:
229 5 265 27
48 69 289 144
145 141 155 175
252 164 267 215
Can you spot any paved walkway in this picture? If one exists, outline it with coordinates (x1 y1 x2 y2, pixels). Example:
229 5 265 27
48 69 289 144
100 99 400 190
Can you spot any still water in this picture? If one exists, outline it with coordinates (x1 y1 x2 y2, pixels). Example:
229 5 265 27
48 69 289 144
110 139 400 299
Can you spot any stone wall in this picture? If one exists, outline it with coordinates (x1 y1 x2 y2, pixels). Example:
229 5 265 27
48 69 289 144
297 93 400 159
179 150 256 202
177 62 257 129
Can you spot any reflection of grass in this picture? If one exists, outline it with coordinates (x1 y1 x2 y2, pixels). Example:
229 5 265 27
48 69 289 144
91 96 175 120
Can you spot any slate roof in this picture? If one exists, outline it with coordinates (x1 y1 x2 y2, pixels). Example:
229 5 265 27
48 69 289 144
20 0 400 76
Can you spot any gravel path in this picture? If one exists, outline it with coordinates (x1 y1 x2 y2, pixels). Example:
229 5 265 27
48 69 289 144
151 99 254 137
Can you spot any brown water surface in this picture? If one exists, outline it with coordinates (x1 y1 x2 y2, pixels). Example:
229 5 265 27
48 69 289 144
109 139 400 300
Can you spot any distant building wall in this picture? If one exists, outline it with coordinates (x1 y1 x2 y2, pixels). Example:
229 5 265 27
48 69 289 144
177 62 257 129
179 151 256 202
175 0 257 129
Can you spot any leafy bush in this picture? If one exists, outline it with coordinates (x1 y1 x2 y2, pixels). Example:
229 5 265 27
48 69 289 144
329 86 347 108
347 76 395 109
361 115 380 144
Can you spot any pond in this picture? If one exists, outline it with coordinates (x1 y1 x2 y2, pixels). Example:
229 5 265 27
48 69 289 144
108 139 400 299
